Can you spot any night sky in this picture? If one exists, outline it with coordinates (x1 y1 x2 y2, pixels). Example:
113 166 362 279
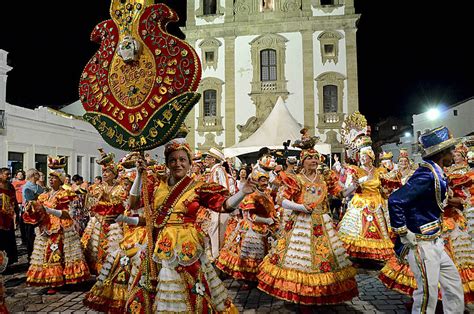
1 1 472 125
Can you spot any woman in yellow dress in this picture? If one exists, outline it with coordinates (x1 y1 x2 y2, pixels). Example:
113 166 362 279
23 157 90 293
122 137 254 313
81 149 128 275
337 136 393 261
257 138 358 305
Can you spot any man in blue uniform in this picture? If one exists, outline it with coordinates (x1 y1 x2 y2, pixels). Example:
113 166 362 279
388 126 464 314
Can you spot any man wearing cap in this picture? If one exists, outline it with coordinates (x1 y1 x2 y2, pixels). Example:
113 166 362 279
204 147 231 261
388 126 464 313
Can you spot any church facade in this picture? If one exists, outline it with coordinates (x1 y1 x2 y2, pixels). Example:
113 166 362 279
182 0 360 153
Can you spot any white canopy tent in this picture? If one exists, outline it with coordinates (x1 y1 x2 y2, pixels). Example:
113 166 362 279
224 97 331 158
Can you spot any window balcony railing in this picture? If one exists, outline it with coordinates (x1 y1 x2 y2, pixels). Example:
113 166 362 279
251 81 287 93
317 112 345 129
197 115 224 132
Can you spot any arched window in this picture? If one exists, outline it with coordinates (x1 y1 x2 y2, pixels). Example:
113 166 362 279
323 85 338 113
203 89 217 117
203 0 217 15
260 49 277 81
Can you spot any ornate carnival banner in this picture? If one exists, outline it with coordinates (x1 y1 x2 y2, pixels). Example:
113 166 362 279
79 0 201 151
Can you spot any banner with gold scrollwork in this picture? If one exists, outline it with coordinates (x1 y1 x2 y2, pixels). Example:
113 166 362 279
79 1 201 151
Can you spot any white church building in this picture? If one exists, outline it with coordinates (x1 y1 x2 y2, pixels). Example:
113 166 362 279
182 0 360 153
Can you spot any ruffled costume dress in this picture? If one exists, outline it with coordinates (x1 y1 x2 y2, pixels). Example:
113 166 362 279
81 182 127 274
379 163 474 303
23 189 90 287
257 171 358 304
125 175 237 313
83 173 158 313
337 166 393 261
216 188 276 281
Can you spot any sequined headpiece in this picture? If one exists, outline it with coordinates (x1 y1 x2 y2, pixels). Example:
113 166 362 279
47 156 67 183
379 151 393 161
398 149 410 161
96 148 118 175
292 128 321 161
419 126 459 158
164 138 192 163
250 168 270 182
341 112 371 163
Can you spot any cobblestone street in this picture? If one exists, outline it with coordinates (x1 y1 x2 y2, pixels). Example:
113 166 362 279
4 236 474 313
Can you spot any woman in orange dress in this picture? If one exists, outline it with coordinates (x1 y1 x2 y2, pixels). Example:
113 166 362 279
81 149 128 275
216 168 276 283
257 139 358 305
23 157 89 293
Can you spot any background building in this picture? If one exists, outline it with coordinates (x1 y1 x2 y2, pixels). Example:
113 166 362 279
0 49 163 180
182 0 360 153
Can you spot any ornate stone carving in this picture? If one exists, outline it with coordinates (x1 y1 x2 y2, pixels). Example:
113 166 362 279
197 132 223 151
280 0 301 12
234 0 253 15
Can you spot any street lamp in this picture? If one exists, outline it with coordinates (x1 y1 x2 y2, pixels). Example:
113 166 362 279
404 132 411 137
427 108 440 120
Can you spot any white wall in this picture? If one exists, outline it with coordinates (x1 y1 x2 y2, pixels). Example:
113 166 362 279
234 35 258 143
0 104 164 182
281 32 304 124
412 98 474 139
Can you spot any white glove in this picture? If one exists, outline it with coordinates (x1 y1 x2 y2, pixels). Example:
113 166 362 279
45 207 63 218
342 184 358 197
115 214 139 226
281 199 310 214
253 216 274 225
130 170 142 197
400 230 417 248
225 190 246 210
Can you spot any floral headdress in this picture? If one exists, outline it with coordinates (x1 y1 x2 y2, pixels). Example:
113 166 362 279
164 138 192 163
47 156 67 183
379 151 393 161
453 142 468 159
341 112 370 163
355 135 375 161
398 149 411 162
96 148 118 175
292 128 321 161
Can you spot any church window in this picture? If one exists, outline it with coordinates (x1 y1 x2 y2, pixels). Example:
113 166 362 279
203 90 217 117
203 0 217 15
323 85 338 113
320 0 335 5
197 78 224 134
324 44 335 56
205 51 215 63
317 31 343 65
262 0 274 11
260 49 277 81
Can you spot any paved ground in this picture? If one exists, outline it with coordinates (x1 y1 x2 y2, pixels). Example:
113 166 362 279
3 233 474 313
